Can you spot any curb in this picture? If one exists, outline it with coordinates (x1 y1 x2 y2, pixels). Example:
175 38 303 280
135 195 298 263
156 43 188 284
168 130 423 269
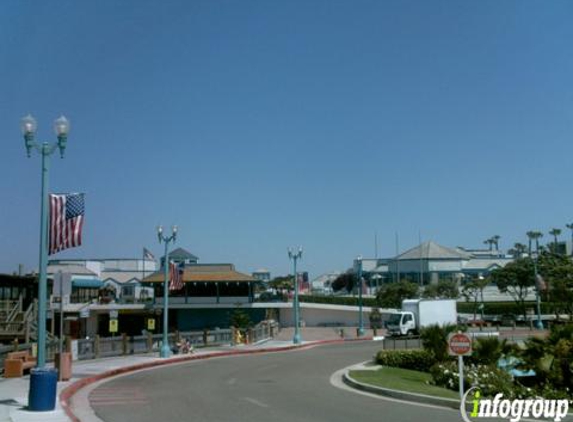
342 371 461 410
60 337 372 422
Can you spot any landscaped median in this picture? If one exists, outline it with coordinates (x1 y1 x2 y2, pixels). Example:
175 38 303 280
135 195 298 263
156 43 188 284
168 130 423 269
343 366 462 409
344 323 573 414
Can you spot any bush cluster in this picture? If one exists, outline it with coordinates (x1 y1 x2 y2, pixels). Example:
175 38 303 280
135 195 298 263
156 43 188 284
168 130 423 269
375 349 435 373
299 295 379 307
430 361 521 398
457 301 553 316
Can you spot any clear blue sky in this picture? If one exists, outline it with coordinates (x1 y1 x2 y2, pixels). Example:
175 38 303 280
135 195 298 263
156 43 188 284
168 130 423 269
1 1 572 278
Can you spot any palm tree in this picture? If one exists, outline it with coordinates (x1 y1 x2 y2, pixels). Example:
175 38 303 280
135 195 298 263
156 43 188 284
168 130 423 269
526 231 543 254
549 228 562 253
509 242 527 258
492 235 501 252
566 223 573 256
484 238 494 251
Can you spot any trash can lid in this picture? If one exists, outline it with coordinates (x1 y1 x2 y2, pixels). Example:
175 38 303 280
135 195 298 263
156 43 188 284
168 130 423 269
30 367 58 375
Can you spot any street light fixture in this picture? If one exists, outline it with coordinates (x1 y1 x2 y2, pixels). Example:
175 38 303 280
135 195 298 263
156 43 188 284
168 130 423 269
21 114 70 369
355 256 365 337
532 251 544 330
288 247 303 344
157 225 177 358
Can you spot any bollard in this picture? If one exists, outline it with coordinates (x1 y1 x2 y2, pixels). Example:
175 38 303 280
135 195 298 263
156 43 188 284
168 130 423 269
122 333 129 355
147 332 153 352
94 335 101 358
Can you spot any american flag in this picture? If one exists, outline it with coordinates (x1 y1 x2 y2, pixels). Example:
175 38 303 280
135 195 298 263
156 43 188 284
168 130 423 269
49 193 85 255
169 262 184 291
143 247 155 261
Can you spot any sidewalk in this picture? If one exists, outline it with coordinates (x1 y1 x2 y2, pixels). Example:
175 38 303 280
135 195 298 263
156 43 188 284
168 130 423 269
0 334 357 422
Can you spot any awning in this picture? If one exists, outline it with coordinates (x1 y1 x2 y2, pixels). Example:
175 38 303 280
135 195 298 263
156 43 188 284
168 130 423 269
72 278 104 288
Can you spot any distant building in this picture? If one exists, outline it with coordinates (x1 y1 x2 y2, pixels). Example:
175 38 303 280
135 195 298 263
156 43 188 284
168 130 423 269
160 248 198 268
310 272 341 294
353 241 513 287
252 268 271 283
387 241 512 284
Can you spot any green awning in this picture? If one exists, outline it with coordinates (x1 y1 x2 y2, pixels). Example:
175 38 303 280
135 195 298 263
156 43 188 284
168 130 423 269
72 278 103 288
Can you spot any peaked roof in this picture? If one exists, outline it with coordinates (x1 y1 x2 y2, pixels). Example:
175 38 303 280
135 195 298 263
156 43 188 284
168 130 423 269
396 241 472 261
165 248 198 261
143 263 255 283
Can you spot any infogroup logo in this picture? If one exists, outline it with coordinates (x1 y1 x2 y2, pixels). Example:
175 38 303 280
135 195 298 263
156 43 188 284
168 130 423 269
460 387 570 422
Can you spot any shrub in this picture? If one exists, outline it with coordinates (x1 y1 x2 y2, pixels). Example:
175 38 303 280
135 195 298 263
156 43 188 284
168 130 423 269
420 324 464 362
299 295 379 307
430 361 520 398
375 349 435 373
469 337 517 366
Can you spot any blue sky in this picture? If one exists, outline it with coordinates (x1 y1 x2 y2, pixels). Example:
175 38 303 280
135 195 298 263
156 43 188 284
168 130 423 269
1 1 572 278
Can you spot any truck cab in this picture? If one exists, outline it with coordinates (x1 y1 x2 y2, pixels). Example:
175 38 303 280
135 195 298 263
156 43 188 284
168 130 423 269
386 311 416 336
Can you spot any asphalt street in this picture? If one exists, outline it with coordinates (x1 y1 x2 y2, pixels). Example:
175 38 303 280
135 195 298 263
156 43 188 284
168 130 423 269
89 342 465 422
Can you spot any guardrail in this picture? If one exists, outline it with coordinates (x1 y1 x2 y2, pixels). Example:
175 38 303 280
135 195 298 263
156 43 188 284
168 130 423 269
1 321 280 371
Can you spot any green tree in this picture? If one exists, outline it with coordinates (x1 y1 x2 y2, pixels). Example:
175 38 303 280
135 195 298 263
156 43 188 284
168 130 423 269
490 258 536 319
268 275 293 292
376 280 419 308
230 307 252 330
462 275 489 320
422 280 459 299
537 252 573 319
331 272 356 293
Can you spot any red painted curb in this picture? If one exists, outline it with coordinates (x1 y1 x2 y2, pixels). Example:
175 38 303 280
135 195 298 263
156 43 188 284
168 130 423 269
59 338 373 422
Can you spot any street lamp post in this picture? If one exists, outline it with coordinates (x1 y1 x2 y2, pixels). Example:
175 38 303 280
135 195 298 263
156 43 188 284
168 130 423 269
157 225 177 358
21 114 70 369
288 247 303 344
532 252 543 330
355 256 365 337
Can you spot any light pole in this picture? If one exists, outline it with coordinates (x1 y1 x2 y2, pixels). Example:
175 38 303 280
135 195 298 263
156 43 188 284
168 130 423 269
21 114 70 369
288 247 303 344
532 252 544 330
157 225 177 358
372 274 382 296
355 256 365 337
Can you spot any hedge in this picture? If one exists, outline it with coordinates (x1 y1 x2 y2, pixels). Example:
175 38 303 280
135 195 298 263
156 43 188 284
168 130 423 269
457 301 554 315
301 295 552 316
375 349 435 373
299 295 379 307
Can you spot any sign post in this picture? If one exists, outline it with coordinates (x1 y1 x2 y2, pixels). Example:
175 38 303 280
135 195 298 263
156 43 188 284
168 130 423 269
448 332 472 400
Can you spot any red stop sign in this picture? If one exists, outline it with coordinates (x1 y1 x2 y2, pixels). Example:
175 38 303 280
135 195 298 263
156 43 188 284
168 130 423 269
448 333 472 356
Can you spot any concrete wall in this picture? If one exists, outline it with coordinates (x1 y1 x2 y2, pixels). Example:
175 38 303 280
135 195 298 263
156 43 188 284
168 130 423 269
279 304 395 327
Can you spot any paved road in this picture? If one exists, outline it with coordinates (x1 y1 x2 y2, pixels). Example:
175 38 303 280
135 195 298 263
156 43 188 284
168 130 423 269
90 342 463 422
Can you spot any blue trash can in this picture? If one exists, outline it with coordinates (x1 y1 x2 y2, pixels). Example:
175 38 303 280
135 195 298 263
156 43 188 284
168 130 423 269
28 368 58 411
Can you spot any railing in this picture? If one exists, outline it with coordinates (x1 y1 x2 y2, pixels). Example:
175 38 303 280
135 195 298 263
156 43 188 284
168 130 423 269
381 337 422 350
6 296 23 323
0 340 59 375
0 321 280 371
73 327 236 361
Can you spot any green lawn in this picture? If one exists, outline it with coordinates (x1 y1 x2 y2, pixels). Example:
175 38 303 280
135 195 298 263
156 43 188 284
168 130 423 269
349 367 459 400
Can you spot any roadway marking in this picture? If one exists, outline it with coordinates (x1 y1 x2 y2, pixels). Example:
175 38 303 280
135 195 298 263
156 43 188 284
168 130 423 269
243 397 270 408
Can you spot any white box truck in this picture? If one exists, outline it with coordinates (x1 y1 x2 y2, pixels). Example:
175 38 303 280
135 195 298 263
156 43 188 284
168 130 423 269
386 299 457 336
